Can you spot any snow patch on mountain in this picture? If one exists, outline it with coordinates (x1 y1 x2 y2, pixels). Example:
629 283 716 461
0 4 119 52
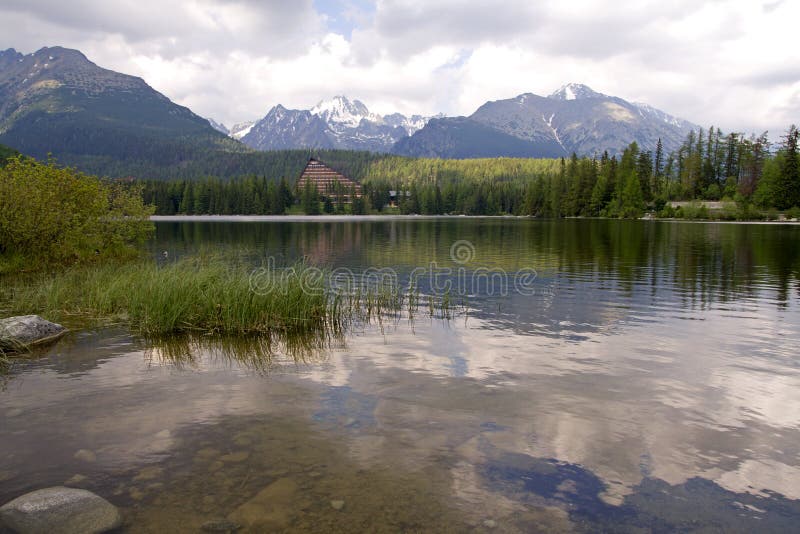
549 83 605 101
229 121 255 139
632 102 689 128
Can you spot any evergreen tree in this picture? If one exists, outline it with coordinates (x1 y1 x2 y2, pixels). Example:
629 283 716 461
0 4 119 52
776 125 800 209
301 181 320 215
350 186 366 215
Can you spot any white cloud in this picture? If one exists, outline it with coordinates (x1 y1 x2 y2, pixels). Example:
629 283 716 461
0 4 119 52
0 0 797 137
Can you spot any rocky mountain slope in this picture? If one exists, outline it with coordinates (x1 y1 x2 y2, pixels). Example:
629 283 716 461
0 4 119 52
0 46 238 172
239 96 433 153
395 84 696 158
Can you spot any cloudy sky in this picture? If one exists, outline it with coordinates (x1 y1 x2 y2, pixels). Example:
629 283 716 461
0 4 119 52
1 0 798 135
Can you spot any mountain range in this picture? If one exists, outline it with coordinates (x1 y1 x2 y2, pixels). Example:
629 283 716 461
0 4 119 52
213 86 695 158
210 96 435 153
0 46 700 179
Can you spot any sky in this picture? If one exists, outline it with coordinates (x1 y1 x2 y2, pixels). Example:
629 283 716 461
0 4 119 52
0 0 798 135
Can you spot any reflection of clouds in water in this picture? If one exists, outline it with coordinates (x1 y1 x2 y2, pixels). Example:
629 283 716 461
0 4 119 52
717 459 800 501
1 341 327 470
301 301 800 505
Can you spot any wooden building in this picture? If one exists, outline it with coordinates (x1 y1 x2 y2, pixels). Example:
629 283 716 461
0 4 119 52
296 158 362 203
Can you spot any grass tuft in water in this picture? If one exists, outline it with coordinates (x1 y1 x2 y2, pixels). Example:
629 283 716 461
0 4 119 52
0 257 459 345
1 257 334 338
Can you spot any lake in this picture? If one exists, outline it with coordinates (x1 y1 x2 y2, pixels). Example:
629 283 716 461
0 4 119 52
2 217 800 532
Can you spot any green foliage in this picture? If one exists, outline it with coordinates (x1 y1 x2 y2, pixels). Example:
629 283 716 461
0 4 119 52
752 156 782 208
0 143 19 166
675 202 710 220
775 125 800 209
301 179 321 215
0 157 154 269
350 186 366 215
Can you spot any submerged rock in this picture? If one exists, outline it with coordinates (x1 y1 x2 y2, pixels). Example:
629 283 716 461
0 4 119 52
73 449 97 463
0 316 67 350
0 486 121 534
133 466 163 482
64 474 88 487
201 518 241 532
227 478 298 531
220 451 249 463
330 499 345 511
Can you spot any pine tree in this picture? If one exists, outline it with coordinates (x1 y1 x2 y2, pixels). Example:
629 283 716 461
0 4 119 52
301 180 320 215
776 125 800 209
654 139 664 178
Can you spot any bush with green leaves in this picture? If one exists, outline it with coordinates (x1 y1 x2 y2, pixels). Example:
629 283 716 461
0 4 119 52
0 156 154 268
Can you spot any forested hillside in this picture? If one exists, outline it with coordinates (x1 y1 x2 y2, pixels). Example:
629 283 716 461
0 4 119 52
0 46 270 179
139 125 800 218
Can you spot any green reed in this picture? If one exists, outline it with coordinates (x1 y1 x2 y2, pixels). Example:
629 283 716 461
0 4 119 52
0 257 457 344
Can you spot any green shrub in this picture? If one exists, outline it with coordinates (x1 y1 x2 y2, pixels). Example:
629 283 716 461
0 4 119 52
679 202 710 220
657 205 676 218
703 184 722 201
0 157 154 269
718 203 739 221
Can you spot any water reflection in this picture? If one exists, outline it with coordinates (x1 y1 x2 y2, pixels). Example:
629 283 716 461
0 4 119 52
144 333 335 373
1 218 799 532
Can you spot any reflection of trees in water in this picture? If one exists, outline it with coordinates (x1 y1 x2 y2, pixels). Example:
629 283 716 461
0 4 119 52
152 219 800 308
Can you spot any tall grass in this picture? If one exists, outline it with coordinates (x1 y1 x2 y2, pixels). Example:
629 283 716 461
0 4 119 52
1 257 333 338
0 257 457 343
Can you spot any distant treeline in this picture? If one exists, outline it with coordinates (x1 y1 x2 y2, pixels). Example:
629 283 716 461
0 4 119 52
68 146 384 183
136 125 800 218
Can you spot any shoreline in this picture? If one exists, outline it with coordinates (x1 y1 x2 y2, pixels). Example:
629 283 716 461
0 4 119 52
150 214 800 225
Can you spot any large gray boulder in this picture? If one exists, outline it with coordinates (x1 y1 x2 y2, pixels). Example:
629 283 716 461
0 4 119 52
0 486 121 534
0 316 66 350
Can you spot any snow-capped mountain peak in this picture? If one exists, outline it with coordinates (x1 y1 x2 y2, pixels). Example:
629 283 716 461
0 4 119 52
238 96 437 152
549 83 604 101
310 95 379 128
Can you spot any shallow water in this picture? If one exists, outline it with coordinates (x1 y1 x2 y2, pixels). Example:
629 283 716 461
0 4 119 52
2 218 800 532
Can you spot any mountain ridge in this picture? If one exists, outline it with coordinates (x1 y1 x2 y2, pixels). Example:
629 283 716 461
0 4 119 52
0 46 239 172
397 84 698 159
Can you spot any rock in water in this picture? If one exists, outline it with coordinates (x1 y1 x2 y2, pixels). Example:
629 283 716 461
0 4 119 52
0 316 67 349
73 449 97 463
227 478 298 531
0 486 121 534
201 518 241 532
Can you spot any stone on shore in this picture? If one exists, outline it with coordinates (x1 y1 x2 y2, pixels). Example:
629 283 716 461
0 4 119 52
0 486 121 534
0 316 67 350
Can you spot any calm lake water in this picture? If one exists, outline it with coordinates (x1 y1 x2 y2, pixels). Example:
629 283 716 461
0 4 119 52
2 217 800 532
